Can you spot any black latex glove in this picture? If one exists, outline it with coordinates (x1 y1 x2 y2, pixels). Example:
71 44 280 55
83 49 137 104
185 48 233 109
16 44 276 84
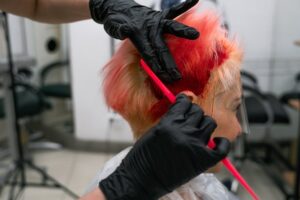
89 0 200 83
99 94 230 200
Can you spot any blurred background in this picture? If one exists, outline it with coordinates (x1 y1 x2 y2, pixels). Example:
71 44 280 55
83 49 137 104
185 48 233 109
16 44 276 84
0 0 299 199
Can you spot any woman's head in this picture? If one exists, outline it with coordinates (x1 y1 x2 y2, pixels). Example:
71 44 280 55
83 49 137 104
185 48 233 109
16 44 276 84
102 9 243 141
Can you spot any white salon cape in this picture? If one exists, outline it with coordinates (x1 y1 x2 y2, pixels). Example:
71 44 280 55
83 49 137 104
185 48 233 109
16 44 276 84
85 147 239 200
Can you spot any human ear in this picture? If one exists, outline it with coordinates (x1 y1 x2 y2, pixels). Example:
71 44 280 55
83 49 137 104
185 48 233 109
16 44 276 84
180 91 214 117
180 91 198 104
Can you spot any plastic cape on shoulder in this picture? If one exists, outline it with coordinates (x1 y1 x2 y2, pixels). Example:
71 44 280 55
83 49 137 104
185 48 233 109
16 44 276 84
85 147 238 200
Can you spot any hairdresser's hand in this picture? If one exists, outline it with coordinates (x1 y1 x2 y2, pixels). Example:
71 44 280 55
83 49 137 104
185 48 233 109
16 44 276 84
99 94 230 200
89 0 199 83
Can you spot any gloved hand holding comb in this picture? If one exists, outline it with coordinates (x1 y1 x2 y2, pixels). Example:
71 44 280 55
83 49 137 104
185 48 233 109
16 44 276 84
99 94 230 200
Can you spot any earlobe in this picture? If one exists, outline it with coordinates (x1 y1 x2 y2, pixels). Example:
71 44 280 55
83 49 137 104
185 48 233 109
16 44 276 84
180 91 198 104
180 91 211 116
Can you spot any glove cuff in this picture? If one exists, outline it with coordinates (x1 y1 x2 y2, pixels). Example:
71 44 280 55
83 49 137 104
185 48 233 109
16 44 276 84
98 168 157 200
89 0 109 23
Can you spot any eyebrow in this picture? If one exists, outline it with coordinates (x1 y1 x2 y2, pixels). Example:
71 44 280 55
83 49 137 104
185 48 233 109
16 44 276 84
233 97 242 103
215 90 226 98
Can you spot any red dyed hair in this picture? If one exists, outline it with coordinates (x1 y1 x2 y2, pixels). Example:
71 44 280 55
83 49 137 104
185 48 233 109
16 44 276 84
102 9 242 138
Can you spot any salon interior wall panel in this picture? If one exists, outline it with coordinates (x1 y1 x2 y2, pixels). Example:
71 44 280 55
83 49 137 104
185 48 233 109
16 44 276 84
69 0 152 142
222 0 275 61
268 60 300 95
106 117 134 142
242 60 271 92
272 0 300 60
23 20 37 61
6 15 27 56
69 20 133 142
0 14 28 58
223 0 300 93
243 60 300 95
30 22 63 83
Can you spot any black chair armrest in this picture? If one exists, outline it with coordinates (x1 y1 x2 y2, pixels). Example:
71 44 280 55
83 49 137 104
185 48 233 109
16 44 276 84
296 72 300 82
242 83 274 124
14 82 51 110
241 70 258 85
281 92 300 104
40 60 69 86
242 84 266 100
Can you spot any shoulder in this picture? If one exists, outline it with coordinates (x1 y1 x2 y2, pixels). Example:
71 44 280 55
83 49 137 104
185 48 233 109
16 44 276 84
84 147 132 194
160 173 232 200
98 147 132 180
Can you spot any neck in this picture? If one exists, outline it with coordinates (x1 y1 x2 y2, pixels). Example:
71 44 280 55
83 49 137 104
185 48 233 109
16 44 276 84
129 119 156 140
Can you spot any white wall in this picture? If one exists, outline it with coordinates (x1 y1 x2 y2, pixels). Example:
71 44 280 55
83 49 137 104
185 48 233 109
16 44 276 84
69 0 300 141
7 15 27 55
69 20 133 142
69 0 154 142
1 14 64 82
0 15 27 57
223 0 275 60
223 0 300 94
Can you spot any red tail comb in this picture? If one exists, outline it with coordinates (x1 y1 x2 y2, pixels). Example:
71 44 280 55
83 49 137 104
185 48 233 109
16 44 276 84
140 59 259 200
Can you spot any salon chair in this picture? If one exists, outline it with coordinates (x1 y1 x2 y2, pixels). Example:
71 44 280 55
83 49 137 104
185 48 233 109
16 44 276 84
40 60 71 99
240 70 296 199
39 61 73 132
281 72 300 106
241 70 291 158
0 95 8 161
0 68 62 151
0 79 60 190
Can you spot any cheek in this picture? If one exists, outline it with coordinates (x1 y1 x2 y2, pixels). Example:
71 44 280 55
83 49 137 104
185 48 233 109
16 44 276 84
194 99 213 116
211 110 240 142
194 97 241 141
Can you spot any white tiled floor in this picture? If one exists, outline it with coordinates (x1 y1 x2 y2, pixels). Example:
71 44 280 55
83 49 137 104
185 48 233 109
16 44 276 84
234 161 284 200
0 150 114 200
0 149 285 200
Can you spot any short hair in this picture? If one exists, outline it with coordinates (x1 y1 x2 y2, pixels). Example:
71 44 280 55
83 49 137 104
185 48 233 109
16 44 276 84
102 9 243 138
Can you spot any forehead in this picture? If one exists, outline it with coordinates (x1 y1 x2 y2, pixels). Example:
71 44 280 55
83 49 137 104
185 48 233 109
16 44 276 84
214 77 242 101
223 83 242 102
